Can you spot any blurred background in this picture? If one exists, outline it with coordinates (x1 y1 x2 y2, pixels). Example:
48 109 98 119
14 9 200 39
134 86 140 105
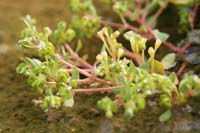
0 0 69 45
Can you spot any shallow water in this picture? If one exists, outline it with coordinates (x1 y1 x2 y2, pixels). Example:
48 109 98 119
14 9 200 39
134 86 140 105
1 0 200 132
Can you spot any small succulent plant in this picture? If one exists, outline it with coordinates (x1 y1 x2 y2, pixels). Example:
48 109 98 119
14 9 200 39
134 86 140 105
17 0 200 122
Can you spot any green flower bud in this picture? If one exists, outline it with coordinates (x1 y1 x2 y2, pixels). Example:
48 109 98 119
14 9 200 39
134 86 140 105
160 94 172 108
125 101 136 117
41 99 49 110
44 27 52 37
112 31 120 38
57 21 66 30
148 47 155 57
117 48 124 59
18 37 34 49
102 51 108 60
138 37 147 51
57 69 69 82
155 39 161 51
105 109 113 118
58 85 72 99
96 54 103 62
65 28 76 42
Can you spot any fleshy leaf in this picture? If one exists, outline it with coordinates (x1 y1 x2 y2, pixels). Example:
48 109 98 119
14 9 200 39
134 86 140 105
161 53 177 69
169 72 179 85
159 109 172 122
152 60 165 74
153 30 169 42
63 97 74 107
72 67 79 80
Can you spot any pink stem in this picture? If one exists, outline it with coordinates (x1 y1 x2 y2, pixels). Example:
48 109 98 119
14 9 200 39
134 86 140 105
47 78 93 85
176 62 188 77
100 19 139 32
162 42 181 53
123 48 142 65
77 78 93 84
66 68 93 73
59 59 113 85
73 86 120 94
64 43 93 69
190 4 199 29
149 6 165 26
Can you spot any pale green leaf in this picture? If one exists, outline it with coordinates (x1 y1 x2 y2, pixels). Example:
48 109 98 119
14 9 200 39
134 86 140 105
159 109 172 122
161 53 177 69
152 60 165 74
63 97 74 107
75 40 83 53
72 67 79 80
153 30 169 42
169 72 179 85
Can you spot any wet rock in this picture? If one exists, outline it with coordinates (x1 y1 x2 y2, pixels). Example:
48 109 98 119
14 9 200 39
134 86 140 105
187 30 200 45
173 119 200 131
183 46 200 64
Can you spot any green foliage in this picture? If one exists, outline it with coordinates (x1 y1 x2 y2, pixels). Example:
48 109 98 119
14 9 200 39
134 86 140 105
50 21 76 44
98 97 118 118
16 0 200 122
69 0 97 16
68 0 100 38
178 8 191 33
70 15 100 38
95 28 200 118
169 0 194 6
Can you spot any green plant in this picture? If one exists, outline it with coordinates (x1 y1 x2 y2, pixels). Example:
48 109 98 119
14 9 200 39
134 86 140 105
17 0 200 122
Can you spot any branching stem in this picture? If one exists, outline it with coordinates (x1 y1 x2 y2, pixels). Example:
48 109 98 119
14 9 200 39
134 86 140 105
64 43 93 69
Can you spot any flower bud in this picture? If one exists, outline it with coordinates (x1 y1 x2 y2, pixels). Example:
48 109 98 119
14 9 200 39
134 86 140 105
97 30 104 41
139 37 147 50
113 31 120 38
102 27 109 37
117 48 124 58
102 51 108 59
148 47 155 57
155 39 161 51
44 27 52 36
96 54 103 62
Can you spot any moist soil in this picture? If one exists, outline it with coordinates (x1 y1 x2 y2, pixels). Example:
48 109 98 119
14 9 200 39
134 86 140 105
1 0 200 132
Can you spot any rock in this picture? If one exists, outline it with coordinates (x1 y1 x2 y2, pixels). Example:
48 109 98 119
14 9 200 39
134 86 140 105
187 30 200 45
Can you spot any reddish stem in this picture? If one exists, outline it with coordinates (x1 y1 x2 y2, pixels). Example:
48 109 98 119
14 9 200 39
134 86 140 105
47 78 93 85
100 19 139 32
176 62 188 77
59 59 113 85
189 4 199 29
73 86 120 94
64 43 93 69
66 68 93 73
77 78 93 84
180 43 191 54
175 44 191 77
123 48 142 65
60 59 91 76
149 6 165 26
162 42 181 53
